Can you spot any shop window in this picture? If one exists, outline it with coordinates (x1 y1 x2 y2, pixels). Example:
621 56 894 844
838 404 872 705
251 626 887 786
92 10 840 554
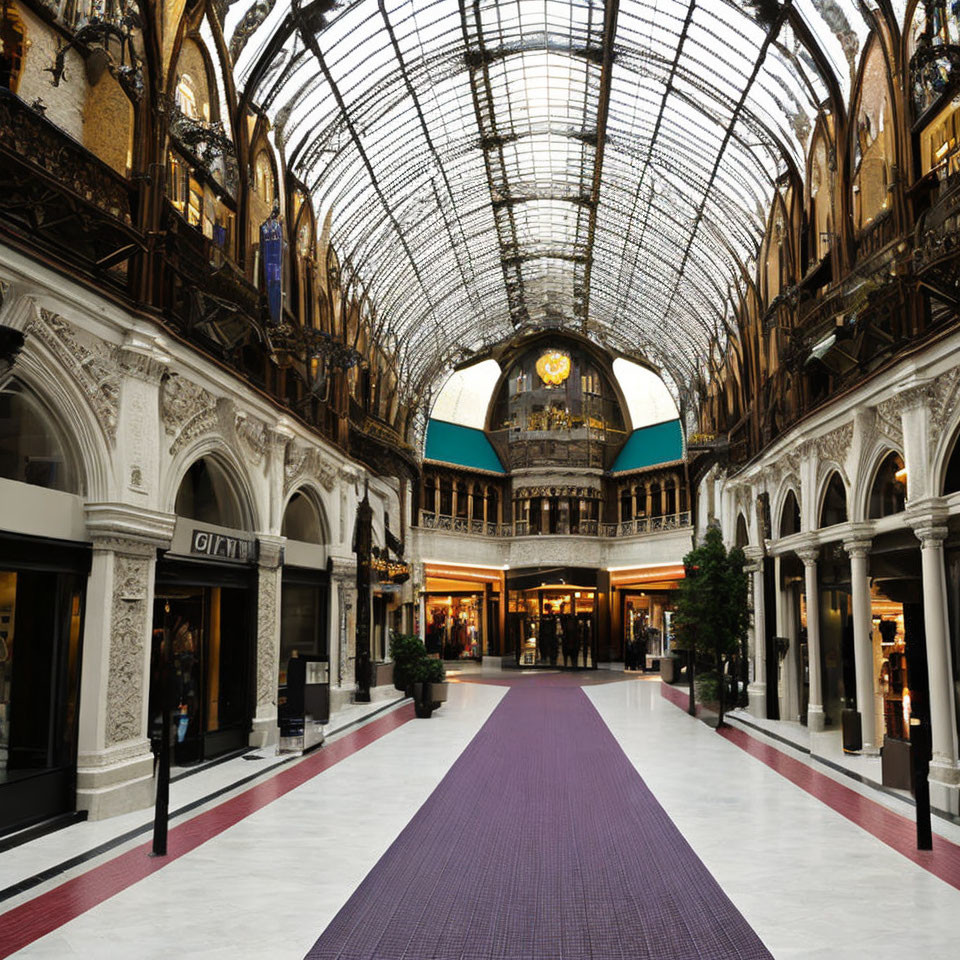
0 1 25 93
174 457 247 529
779 490 801 536
439 477 452 515
620 487 633 521
455 480 468 518
0 380 78 493
472 488 484 521
868 452 906 518
281 490 325 543
819 472 848 527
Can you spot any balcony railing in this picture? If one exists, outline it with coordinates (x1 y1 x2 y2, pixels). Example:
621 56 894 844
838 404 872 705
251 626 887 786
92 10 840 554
417 510 691 538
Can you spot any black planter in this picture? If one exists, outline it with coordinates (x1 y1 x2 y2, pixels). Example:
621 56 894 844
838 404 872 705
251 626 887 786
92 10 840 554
412 682 434 718
841 708 862 752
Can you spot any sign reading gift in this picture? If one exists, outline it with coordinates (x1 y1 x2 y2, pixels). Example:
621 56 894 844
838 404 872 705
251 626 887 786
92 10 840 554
190 529 256 562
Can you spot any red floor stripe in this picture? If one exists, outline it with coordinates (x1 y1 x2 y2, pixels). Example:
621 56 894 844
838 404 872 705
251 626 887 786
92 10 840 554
0 704 415 958
659 681 960 890
717 725 960 890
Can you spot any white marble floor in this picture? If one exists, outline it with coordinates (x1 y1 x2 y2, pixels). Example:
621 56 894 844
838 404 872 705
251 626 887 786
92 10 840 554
2 676 959 959
586 678 960 960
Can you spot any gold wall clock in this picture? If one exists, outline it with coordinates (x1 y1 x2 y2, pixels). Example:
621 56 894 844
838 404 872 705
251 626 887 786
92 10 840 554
536 351 571 386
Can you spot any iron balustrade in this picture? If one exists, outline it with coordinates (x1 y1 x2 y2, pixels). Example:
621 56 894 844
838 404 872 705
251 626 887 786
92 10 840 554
418 510 690 538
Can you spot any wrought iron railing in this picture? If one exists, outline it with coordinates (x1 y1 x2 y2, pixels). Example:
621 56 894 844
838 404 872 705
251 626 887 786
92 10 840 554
418 510 691 538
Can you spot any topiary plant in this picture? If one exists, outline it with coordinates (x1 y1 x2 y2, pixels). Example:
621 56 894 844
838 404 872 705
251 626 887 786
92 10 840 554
390 634 428 693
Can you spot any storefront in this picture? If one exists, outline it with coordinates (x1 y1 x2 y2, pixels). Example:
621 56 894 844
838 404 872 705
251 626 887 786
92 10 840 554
0 532 89 833
150 521 256 766
610 565 685 669
506 566 599 668
420 563 504 660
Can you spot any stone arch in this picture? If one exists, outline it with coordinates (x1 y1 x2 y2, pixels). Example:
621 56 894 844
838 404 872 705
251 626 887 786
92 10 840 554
281 482 330 547
938 419 960 497
778 487 802 538
859 445 906 520
817 470 849 529
771 477 802 538
735 512 749 549
165 438 260 531
9 334 112 501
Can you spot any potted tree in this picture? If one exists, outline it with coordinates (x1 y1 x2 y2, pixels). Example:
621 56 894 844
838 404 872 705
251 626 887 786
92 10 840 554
390 634 427 697
674 526 749 727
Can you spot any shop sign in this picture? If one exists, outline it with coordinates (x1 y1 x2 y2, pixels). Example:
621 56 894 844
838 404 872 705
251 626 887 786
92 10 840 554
190 529 257 562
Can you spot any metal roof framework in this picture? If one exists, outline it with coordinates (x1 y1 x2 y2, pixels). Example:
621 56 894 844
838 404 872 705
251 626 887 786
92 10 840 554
230 0 872 402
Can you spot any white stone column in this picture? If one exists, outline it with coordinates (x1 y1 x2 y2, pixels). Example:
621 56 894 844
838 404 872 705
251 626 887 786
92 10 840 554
844 538 878 754
912 520 960 807
745 546 766 717
76 505 176 819
798 547 825 731
329 557 357 712
249 535 285 748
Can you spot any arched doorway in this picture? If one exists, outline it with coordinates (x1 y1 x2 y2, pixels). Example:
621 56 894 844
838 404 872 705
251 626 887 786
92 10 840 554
278 490 330 745
0 377 89 832
779 490 800 537
151 455 257 765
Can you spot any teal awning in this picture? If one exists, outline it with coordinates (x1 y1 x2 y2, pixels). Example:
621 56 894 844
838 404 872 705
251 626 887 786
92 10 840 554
611 419 684 473
424 419 506 474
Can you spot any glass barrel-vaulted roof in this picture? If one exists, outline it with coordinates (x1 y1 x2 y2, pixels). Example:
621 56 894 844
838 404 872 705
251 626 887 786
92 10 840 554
230 0 868 402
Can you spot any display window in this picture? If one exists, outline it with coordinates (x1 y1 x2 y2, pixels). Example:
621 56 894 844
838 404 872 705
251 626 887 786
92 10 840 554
0 535 88 834
425 593 483 660
621 590 675 668
871 596 910 743
507 586 595 668
151 565 253 766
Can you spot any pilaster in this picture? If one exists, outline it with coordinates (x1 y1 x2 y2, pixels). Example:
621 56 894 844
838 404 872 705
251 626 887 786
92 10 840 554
76 504 176 819
249 534 286 748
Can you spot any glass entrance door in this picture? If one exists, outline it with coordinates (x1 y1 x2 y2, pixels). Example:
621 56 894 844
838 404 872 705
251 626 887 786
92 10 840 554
151 584 250 765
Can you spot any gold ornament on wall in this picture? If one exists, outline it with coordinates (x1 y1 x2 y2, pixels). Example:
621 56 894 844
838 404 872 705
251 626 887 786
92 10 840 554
536 351 571 386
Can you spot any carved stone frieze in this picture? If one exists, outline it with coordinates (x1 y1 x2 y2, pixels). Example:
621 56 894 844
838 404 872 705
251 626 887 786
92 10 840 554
872 395 905 449
28 308 120 442
106 553 150 746
284 442 338 495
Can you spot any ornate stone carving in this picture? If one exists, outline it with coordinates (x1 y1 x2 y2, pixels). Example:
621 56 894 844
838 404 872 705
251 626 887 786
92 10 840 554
106 553 150 745
284 442 338 495
160 374 219 455
117 347 169 385
814 422 854 484
235 413 269 466
925 369 960 459
27 308 120 442
255 565 279 709
872 395 904 449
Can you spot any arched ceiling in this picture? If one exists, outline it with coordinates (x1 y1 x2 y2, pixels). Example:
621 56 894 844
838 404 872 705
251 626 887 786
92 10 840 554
229 0 872 404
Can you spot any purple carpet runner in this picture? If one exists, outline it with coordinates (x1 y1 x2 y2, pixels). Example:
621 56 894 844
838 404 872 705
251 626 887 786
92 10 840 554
306 679 771 959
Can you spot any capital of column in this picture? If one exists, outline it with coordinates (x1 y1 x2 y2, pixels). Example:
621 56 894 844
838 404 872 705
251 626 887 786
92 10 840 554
743 545 765 563
796 547 820 567
842 538 872 560
905 498 950 548
85 503 176 556
257 534 286 569
329 555 356 584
